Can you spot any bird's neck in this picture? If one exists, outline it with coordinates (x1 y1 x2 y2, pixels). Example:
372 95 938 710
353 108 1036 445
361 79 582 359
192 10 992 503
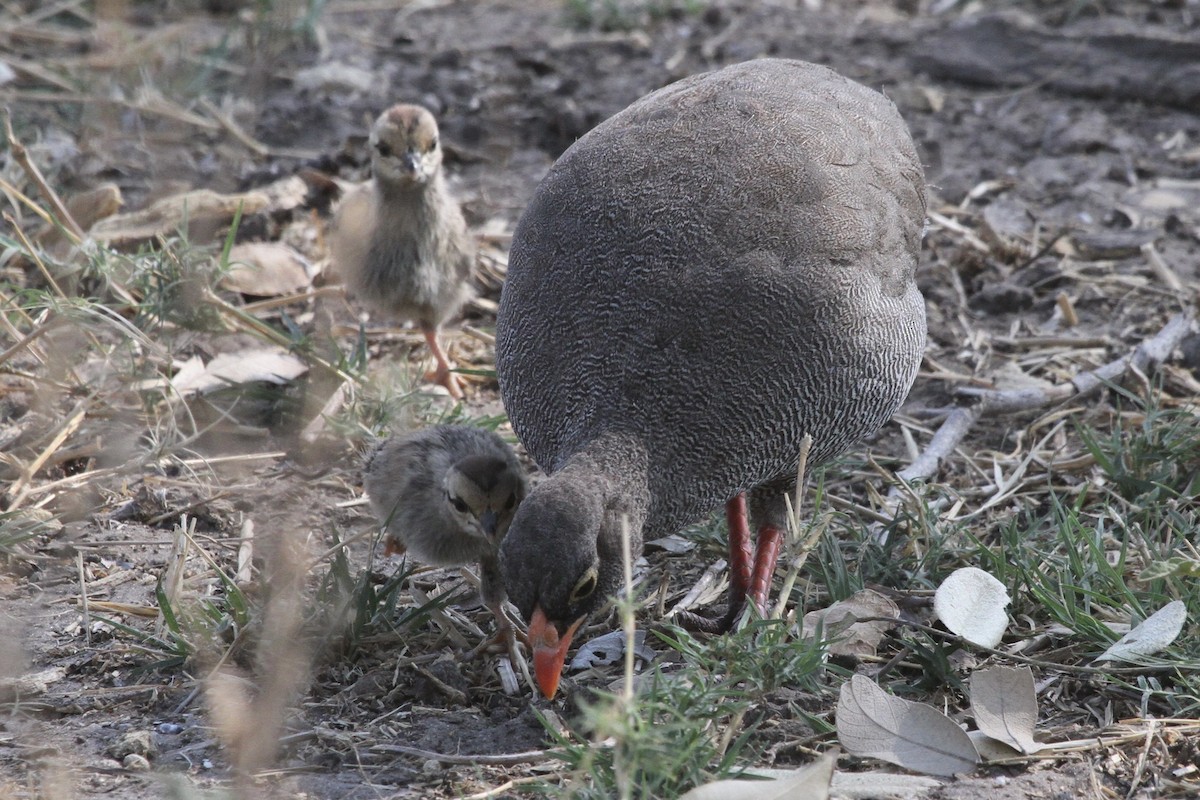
375 173 445 210
558 433 651 540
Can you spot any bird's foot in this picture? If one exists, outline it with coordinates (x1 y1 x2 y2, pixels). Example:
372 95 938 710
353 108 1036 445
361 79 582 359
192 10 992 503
464 622 525 661
676 597 755 635
424 365 464 399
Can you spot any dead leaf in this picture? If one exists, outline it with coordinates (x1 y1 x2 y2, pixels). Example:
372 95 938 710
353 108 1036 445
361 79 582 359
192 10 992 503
569 629 655 670
968 665 1042 755
799 589 900 658
645 534 696 553
933 567 1010 648
966 730 1024 763
221 242 314 297
1095 600 1187 663
89 188 270 247
168 348 308 396
748 767 942 799
836 674 979 777
677 749 835 800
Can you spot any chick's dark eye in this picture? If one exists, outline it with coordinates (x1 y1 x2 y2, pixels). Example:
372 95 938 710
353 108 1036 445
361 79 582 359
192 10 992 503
449 495 469 514
503 494 516 511
375 142 392 158
429 136 438 150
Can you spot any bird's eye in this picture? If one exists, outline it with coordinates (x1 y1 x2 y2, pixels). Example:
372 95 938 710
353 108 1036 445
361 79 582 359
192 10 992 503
375 142 393 158
503 494 516 511
429 136 438 151
449 495 470 514
569 567 599 605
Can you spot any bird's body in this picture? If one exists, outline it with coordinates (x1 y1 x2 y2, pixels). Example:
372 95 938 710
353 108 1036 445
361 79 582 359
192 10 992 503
496 58 927 697
363 424 527 645
330 105 474 397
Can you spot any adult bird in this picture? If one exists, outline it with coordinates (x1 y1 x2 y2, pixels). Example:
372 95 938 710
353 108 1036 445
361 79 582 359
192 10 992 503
496 58 927 699
330 104 474 398
364 424 527 653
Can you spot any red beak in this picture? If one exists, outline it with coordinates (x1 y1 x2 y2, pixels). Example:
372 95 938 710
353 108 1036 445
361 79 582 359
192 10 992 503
528 606 584 700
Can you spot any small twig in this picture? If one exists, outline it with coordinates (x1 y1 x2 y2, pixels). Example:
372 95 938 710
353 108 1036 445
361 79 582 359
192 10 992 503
197 97 321 161
76 551 91 647
415 666 468 705
5 401 87 509
896 311 1194 492
2 108 84 238
1125 719 1157 800
1141 243 1185 294
235 518 255 585
4 211 68 297
372 744 558 766
666 558 727 618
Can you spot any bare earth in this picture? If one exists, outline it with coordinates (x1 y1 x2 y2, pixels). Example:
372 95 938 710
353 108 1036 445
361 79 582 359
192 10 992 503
2 0 1199 798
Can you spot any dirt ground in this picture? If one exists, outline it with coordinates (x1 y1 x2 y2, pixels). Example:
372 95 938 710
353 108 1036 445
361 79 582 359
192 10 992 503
3 0 1200 798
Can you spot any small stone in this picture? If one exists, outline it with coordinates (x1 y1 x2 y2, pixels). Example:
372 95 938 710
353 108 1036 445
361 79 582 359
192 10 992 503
122 754 151 771
106 730 157 760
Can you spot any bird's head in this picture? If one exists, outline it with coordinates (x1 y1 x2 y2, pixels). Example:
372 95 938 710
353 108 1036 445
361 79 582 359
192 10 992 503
499 472 639 699
369 104 443 186
443 454 528 547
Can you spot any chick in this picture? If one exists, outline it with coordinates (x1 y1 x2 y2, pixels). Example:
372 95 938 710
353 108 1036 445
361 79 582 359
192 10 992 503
330 104 474 398
363 425 527 653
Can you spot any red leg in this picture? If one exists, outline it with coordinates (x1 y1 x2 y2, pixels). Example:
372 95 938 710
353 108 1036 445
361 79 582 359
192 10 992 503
726 493 752 602
679 494 753 633
747 523 784 616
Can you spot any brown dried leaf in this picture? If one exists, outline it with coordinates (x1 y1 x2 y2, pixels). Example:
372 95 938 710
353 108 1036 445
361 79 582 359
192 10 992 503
837 675 979 777
89 188 270 247
799 588 900 658
221 242 313 297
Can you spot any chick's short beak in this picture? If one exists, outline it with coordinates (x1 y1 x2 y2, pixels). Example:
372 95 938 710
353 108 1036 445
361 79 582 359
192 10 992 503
528 606 584 700
479 509 499 539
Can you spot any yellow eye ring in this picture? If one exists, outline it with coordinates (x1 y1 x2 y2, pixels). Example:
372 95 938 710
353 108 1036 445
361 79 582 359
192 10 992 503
569 567 599 605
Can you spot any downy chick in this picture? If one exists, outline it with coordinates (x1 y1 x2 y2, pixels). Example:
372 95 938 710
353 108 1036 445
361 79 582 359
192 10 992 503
330 105 474 398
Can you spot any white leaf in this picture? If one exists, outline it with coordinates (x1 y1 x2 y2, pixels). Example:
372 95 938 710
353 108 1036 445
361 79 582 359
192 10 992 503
933 567 1010 648
678 750 835 800
837 674 979 777
169 348 308 396
569 629 655 670
968 665 1042 755
1095 600 1187 663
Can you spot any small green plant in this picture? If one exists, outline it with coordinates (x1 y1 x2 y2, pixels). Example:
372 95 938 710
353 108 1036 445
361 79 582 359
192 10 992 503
313 528 463 655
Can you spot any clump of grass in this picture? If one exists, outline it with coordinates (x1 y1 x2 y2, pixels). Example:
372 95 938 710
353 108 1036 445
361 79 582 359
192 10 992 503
542 615 828 798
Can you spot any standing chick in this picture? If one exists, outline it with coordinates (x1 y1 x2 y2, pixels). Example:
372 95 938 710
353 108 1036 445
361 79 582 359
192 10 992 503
363 425 527 651
330 105 474 398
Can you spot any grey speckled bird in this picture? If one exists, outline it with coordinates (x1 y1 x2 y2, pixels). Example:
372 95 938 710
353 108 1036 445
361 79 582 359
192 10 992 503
496 58 927 698
363 424 527 649
330 104 475 398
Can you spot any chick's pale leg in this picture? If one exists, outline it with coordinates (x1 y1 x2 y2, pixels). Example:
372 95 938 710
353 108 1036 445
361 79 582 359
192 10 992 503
421 324 463 398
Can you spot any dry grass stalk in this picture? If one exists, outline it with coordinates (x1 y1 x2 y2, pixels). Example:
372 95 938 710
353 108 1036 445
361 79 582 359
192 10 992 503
2 108 84 238
205 531 314 788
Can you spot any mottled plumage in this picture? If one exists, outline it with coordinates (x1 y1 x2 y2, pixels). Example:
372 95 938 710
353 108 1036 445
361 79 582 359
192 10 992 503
363 425 527 644
330 104 474 397
496 58 927 697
